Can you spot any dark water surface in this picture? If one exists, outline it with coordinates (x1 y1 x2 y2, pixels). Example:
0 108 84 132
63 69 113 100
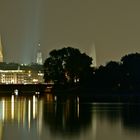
0 94 140 140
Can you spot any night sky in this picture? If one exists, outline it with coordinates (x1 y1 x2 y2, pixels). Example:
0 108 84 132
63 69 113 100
0 0 140 65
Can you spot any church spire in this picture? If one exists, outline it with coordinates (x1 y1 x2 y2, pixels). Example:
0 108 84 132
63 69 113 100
0 36 4 62
36 43 43 65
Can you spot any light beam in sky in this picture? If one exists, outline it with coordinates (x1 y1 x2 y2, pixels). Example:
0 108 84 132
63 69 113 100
1 0 140 65
89 43 97 67
21 0 41 64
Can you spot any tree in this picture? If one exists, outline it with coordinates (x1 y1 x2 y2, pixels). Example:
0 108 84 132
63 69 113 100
44 47 93 84
105 61 121 89
121 53 140 89
94 61 121 91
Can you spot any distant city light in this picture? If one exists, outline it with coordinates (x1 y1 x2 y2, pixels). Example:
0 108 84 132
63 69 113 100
0 69 44 84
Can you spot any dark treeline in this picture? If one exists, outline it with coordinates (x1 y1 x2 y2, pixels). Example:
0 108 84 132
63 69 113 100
93 53 140 92
44 47 140 93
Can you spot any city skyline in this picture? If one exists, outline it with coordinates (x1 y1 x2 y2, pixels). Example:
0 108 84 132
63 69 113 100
1 0 140 65
0 36 43 65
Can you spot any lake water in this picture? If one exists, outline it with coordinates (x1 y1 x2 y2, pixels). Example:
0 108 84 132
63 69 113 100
0 94 140 140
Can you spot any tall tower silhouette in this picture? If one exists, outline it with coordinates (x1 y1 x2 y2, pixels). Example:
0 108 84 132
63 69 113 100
36 43 43 65
0 36 4 62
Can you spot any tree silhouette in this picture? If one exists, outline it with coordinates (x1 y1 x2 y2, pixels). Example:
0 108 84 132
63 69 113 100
121 53 140 89
105 61 121 89
44 47 93 85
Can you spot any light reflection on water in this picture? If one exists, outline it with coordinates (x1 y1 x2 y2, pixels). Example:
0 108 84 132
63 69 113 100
0 94 139 140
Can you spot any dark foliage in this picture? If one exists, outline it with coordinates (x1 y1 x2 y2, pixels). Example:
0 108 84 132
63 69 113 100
44 47 140 92
94 52 140 92
43 47 93 85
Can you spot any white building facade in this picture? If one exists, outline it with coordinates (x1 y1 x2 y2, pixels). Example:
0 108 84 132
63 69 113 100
0 70 44 84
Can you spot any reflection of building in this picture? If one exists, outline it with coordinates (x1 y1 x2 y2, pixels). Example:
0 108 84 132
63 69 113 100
0 96 43 132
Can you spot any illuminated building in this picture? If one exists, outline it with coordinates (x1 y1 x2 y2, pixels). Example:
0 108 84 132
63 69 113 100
36 43 43 65
0 38 44 84
0 36 3 62
0 68 44 84
0 70 25 84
